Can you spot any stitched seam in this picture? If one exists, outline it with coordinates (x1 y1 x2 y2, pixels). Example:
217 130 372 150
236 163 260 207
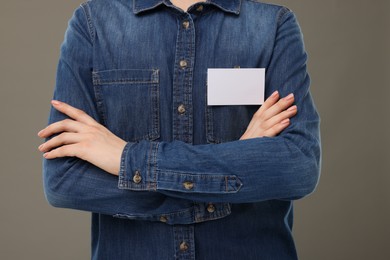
277 7 292 27
91 69 159 84
114 206 193 218
94 80 158 85
209 0 241 14
224 176 226 192
133 0 165 14
157 170 237 180
92 69 158 73
146 142 152 189
264 7 290 71
147 142 155 190
80 2 95 44
153 142 160 190
148 142 159 191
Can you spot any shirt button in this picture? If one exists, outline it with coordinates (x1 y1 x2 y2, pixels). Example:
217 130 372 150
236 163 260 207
182 20 190 29
177 104 186 114
160 216 168 223
196 5 204 12
207 203 216 213
179 60 187 68
179 241 189 252
133 170 142 184
183 181 194 190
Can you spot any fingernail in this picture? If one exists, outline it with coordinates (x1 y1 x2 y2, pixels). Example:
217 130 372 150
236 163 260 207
284 93 294 101
38 144 44 150
271 91 279 97
37 130 44 136
43 153 48 158
281 118 290 125
287 105 297 112
51 100 61 105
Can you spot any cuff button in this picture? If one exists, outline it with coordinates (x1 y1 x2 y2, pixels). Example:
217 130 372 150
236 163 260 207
207 203 215 213
196 5 203 12
183 181 194 190
160 216 168 223
133 170 142 184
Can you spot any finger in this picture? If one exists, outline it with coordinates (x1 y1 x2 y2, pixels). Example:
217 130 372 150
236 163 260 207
39 132 82 153
246 91 280 131
262 93 295 121
253 90 279 117
43 143 81 159
38 119 84 138
51 100 97 125
261 90 280 111
263 105 297 130
263 118 291 137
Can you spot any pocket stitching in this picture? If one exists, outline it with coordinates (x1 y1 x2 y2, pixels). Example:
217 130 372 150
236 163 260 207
92 69 159 85
92 69 160 142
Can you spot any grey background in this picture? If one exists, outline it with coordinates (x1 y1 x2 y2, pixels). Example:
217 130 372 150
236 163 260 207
1 0 389 259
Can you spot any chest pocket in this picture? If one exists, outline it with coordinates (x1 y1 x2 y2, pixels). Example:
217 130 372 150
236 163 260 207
206 103 259 143
92 69 160 142
204 78 261 143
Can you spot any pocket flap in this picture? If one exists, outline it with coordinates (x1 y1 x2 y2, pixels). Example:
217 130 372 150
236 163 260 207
92 69 159 85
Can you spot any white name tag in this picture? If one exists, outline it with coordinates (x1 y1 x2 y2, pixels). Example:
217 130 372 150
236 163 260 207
207 68 265 106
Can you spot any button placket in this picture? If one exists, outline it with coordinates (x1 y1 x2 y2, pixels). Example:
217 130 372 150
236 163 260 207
174 225 195 259
172 14 195 143
171 13 197 258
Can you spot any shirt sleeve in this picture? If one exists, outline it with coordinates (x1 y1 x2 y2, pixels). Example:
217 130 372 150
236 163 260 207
42 4 200 220
119 9 322 203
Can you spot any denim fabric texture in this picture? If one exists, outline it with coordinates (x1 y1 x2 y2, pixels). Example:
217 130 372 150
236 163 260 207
43 0 321 259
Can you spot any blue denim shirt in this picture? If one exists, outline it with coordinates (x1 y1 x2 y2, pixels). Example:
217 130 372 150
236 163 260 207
43 0 321 259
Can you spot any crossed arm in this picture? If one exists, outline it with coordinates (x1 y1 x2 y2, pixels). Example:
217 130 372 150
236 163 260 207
38 91 297 176
39 5 320 215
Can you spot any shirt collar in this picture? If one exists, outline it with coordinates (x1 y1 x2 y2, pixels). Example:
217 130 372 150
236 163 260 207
133 0 241 15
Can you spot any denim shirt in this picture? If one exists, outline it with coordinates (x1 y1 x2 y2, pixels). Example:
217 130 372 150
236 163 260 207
43 0 321 259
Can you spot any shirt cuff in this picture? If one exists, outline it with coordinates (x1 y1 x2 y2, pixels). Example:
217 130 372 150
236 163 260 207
118 141 242 194
118 141 159 191
156 171 242 194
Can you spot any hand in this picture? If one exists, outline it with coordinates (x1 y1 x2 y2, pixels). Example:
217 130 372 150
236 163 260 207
240 91 297 140
37 100 127 176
